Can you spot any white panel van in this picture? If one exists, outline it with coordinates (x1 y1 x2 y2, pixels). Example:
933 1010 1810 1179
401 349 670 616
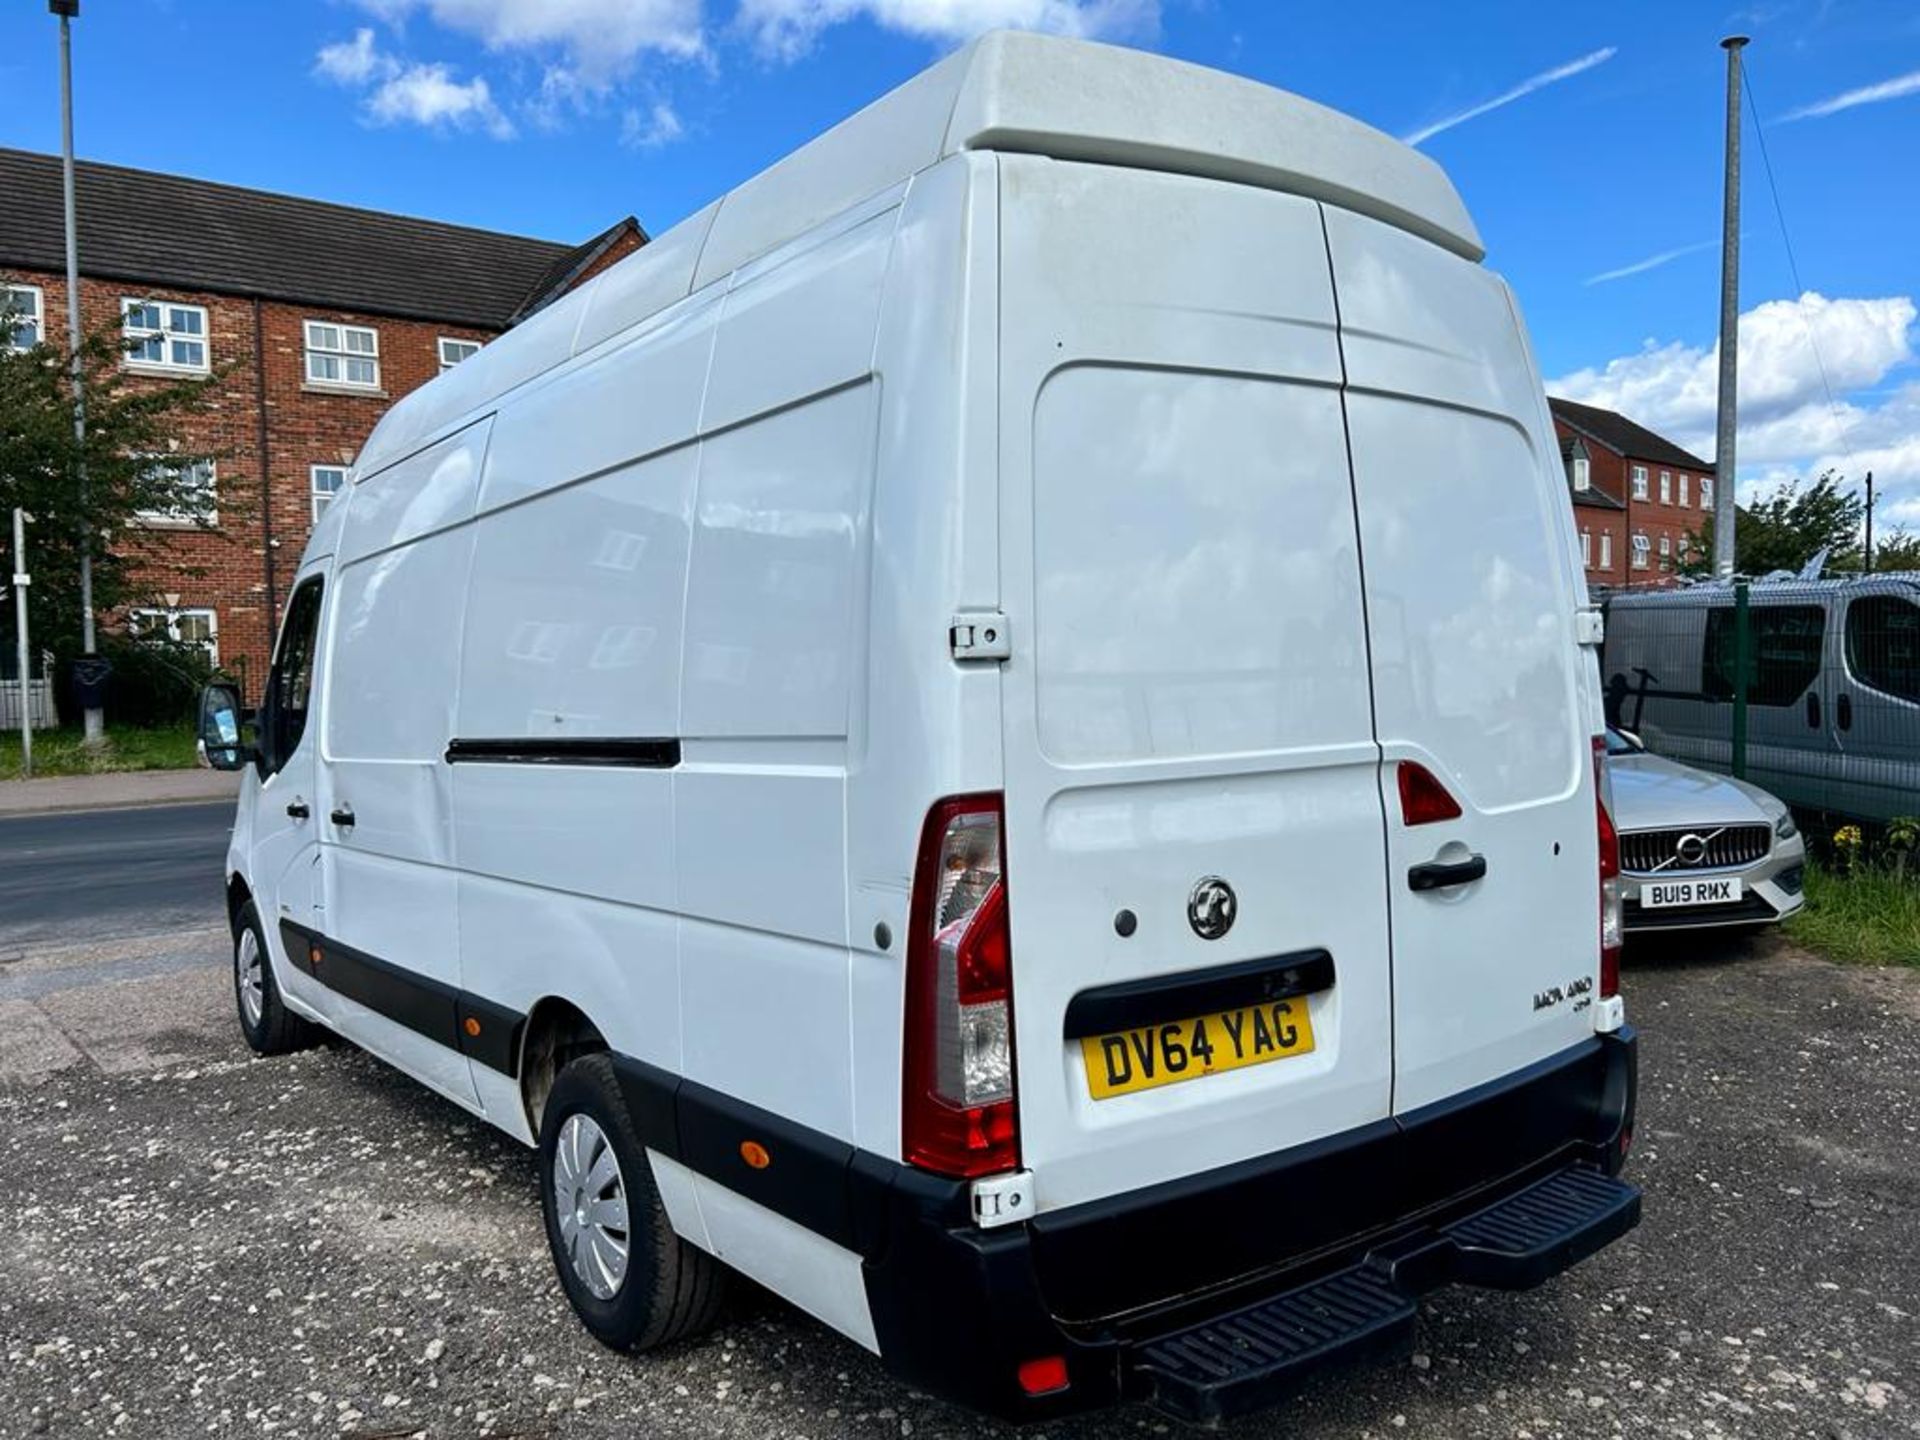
200 32 1640 1424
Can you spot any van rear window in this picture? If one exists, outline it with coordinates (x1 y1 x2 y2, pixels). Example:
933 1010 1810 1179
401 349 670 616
1846 595 1920 703
1701 605 1824 706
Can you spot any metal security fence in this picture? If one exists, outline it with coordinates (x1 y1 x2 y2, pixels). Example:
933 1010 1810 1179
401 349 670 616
1600 575 1920 828
0 650 59 730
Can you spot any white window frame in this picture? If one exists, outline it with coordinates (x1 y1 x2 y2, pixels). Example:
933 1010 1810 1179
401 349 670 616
437 336 481 371
1581 530 1593 566
1631 532 1651 569
303 319 381 390
1701 476 1714 508
128 606 219 664
1677 473 1690 506
1659 470 1672 504
1600 532 1613 570
310 463 348 522
132 458 218 527
3 282 44 352
1659 534 1671 557
1630 465 1649 501
1572 456 1590 492
121 297 210 374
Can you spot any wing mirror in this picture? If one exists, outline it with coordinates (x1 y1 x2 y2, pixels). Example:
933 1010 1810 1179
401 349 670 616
1616 728 1646 753
197 683 256 771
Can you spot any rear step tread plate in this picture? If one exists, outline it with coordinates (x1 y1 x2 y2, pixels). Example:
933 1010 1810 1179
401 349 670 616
1130 1166 1640 1425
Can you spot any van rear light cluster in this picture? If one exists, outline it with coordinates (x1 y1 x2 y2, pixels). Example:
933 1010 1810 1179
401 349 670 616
903 794 1019 1178
1593 736 1623 999
1397 760 1462 826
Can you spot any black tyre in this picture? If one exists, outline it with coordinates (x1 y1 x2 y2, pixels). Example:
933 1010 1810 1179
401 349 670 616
233 899 317 1056
539 1053 728 1351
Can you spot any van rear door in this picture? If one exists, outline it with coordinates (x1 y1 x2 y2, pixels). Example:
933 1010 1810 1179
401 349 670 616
1322 207 1601 1114
995 158 1392 1213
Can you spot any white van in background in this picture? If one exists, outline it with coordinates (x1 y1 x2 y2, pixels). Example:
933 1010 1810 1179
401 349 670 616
200 32 1639 1424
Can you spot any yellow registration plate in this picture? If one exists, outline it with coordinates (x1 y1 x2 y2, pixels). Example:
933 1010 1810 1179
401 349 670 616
1081 999 1317 1100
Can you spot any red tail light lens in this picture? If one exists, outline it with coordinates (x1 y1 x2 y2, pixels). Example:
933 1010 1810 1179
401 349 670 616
1397 760 1462 826
903 794 1019 1179
1594 736 1623 998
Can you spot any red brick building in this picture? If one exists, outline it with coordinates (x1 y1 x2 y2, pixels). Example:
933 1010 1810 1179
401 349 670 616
1550 396 1716 591
1 147 644 694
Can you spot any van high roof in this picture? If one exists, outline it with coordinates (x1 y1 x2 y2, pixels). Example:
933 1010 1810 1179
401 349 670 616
355 30 1481 478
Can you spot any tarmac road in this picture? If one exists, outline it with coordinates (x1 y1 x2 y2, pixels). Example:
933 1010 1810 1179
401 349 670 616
0 805 1914 1438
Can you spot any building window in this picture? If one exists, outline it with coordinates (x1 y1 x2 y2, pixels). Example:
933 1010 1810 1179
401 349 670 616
1701 476 1714 508
1581 530 1593 566
133 458 217 526
4 283 44 351
1572 456 1590 492
1631 533 1650 569
304 320 380 389
1600 532 1612 570
128 606 219 664
1678 473 1690 506
122 298 209 373
311 464 348 522
437 336 481 371
1630 465 1648 501
1658 471 1672 504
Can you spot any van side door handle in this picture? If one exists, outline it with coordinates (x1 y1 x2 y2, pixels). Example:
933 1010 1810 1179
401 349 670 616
1408 855 1488 892
1805 691 1822 729
285 800 310 820
330 805 356 829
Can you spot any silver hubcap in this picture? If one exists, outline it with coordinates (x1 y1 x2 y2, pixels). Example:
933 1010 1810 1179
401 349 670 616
237 928 265 1029
553 1113 630 1300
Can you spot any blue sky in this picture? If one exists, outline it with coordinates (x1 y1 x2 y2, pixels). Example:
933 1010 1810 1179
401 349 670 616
3 0 1918 529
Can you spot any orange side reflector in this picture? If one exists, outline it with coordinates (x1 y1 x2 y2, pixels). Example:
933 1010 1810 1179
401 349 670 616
740 1141 771 1170
462 1016 482 1038
308 944 323 967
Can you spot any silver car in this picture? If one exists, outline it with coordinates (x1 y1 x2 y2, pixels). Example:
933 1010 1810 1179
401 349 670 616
1607 729 1807 933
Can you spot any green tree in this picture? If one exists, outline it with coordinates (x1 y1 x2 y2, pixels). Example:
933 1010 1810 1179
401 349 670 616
1868 528 1920 573
0 303 241 685
1681 470 1866 577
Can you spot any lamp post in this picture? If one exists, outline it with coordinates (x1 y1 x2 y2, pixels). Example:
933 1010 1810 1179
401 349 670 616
1712 35 1748 581
51 0 104 743
11 510 32 778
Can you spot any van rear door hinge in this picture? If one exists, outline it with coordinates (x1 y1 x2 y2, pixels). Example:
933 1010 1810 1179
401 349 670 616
1574 608 1605 647
950 611 1010 662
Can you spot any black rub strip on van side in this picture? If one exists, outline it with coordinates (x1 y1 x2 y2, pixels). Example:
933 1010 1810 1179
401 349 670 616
444 737 682 767
277 920 526 1077
1061 949 1336 1040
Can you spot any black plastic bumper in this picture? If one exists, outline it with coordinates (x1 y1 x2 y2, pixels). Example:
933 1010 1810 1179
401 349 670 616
857 1028 1639 1423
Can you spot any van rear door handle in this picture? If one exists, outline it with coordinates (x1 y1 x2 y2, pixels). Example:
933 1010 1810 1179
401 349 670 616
330 805 356 829
285 800 310 820
1408 855 1487 892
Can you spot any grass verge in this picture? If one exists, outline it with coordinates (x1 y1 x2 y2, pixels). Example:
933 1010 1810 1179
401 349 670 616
0 725 200 780
1786 860 1920 966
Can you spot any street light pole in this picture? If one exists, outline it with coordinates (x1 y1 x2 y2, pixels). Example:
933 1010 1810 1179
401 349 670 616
12 509 33 779
52 0 103 744
1712 35 1748 581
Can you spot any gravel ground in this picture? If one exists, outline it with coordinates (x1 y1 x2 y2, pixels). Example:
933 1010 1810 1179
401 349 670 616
0 924 1914 1440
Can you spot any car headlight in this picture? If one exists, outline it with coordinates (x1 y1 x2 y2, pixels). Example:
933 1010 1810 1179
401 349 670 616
1775 811 1798 841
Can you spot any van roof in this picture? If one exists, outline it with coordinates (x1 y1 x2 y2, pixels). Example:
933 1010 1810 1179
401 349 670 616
1607 574 1920 604
354 31 1482 478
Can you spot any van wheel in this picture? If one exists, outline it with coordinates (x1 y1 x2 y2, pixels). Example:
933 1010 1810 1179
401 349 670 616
233 900 315 1056
539 1054 728 1351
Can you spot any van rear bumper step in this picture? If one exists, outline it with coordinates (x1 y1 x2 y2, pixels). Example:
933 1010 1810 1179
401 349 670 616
1132 1166 1640 1426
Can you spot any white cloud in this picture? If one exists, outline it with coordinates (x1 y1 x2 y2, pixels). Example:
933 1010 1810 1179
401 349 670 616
316 29 516 139
1583 238 1719 287
315 28 396 85
1782 67 1920 122
621 100 686 148
369 63 517 138
1402 46 1616 147
737 0 1158 61
1551 293 1920 516
360 0 706 80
